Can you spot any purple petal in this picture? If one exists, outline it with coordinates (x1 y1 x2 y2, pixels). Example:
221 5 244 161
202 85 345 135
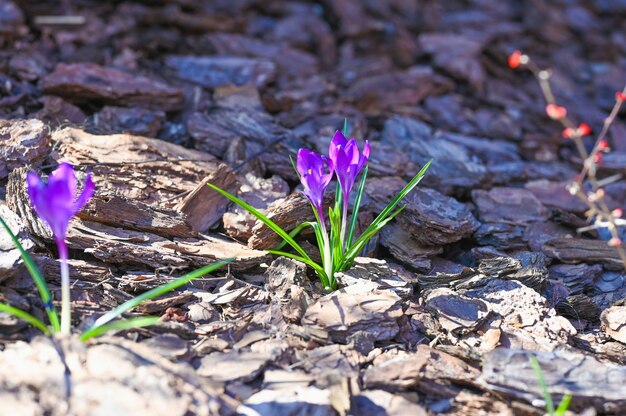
49 162 77 198
329 130 348 161
73 173 95 214
358 141 370 171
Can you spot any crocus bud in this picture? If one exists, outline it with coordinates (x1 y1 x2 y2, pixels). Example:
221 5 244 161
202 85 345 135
546 104 567 120
296 149 334 215
328 130 370 201
27 163 95 244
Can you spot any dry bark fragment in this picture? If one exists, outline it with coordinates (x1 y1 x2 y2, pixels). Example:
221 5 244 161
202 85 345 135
472 187 550 224
91 106 165 138
0 205 33 284
248 192 317 250
0 119 49 180
601 305 626 344
542 238 625 271
43 63 184 111
49 127 237 228
481 348 626 413
301 288 403 344
0 336 236 416
363 344 480 393
166 55 276 88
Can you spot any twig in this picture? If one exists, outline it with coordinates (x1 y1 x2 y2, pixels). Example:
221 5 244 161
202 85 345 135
510 51 626 269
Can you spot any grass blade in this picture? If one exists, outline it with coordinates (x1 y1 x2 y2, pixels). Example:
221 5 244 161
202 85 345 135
88 259 232 331
555 394 572 416
529 354 555 416
346 165 368 247
339 206 404 270
274 221 314 251
0 216 60 332
341 160 430 268
207 183 313 263
80 316 161 342
0 302 50 335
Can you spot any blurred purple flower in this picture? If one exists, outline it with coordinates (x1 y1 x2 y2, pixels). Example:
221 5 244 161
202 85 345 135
328 131 369 201
296 148 334 215
27 162 95 246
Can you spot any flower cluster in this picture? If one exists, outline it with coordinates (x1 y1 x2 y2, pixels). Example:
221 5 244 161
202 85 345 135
509 50 626 268
209 128 430 290
296 131 370 284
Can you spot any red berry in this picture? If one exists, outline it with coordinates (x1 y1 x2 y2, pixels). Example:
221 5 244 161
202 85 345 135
616 92 626 101
608 237 622 247
597 140 609 151
562 128 575 139
546 104 567 120
578 123 591 136
612 208 623 218
508 50 523 69
592 153 603 164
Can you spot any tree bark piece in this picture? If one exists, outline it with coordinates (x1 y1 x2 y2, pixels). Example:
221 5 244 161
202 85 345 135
43 63 184 111
0 119 49 180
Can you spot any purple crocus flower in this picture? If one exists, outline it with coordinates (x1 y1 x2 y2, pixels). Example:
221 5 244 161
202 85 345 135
27 163 95 245
296 148 334 215
27 162 94 334
328 130 370 201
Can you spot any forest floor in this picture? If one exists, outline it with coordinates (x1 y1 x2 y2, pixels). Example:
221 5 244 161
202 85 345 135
1 1 626 415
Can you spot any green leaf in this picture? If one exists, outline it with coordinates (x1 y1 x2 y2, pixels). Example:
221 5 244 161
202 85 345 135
0 302 50 335
340 160 430 267
0 216 60 333
342 118 349 136
346 165 368 247
339 206 404 271
87 259 232 331
529 354 555 416
555 394 572 416
207 183 313 263
80 316 161 342
274 221 315 252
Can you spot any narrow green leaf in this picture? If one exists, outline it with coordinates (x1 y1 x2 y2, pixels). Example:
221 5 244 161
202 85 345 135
342 118 349 136
88 259 232 331
0 302 50 335
274 221 315 251
80 316 161 342
529 355 555 416
555 394 572 416
0 216 60 333
207 183 313 263
339 207 404 271
346 165 368 247
340 160 430 269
